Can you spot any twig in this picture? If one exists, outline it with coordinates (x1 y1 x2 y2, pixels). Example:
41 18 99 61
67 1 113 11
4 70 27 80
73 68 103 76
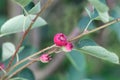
0 67 7 75
69 18 120 42
5 60 36 80
5 45 57 80
9 44 56 74
6 0 53 72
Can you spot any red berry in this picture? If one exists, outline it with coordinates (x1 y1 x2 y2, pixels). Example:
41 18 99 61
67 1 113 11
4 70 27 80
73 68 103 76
54 33 67 46
62 42 73 52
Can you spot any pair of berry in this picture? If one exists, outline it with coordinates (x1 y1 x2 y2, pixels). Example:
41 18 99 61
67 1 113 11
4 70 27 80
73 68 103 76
54 33 73 52
40 33 73 63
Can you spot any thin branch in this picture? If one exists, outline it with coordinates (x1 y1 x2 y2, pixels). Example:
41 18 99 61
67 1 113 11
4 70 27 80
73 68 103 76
0 67 7 75
5 45 57 80
5 61 36 80
69 18 120 42
9 44 56 74
6 0 53 72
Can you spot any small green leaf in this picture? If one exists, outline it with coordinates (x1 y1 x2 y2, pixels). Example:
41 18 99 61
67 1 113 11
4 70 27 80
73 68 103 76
88 0 110 22
12 0 32 7
77 39 119 64
99 11 110 22
2 42 15 61
0 15 47 37
10 77 28 80
89 0 109 12
28 1 41 14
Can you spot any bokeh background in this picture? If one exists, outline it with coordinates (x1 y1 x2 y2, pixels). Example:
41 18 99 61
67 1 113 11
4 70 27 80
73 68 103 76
0 0 120 80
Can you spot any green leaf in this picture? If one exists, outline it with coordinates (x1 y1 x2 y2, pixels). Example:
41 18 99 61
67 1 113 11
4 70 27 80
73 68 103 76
94 16 113 21
66 50 86 71
77 39 119 64
66 50 86 80
89 0 109 12
77 39 97 48
93 12 110 22
66 66 81 80
10 77 28 80
88 0 110 22
0 15 47 37
12 0 32 7
2 42 15 61
14 68 35 80
28 1 41 14
80 46 119 64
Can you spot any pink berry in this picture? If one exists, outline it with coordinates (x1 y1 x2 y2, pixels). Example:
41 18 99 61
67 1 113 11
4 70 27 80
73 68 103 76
62 42 73 52
39 54 51 63
0 62 5 70
54 33 67 46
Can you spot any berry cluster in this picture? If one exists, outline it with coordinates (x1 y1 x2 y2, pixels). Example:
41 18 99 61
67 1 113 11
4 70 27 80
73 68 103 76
54 33 73 52
39 33 73 63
